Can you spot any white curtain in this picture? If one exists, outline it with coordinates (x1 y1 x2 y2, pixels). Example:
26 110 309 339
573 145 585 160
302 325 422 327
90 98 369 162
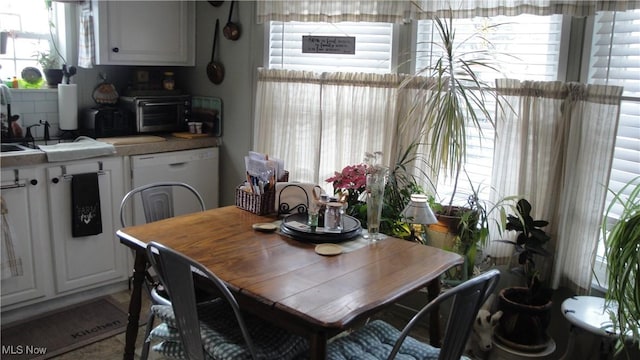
488 79 623 293
257 1 412 24
254 68 437 192
257 0 640 23
411 0 640 18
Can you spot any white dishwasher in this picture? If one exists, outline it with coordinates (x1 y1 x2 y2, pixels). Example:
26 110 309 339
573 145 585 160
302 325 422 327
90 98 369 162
130 147 219 225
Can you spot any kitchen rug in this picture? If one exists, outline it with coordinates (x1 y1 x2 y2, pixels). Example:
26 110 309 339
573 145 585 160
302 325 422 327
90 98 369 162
0 296 135 360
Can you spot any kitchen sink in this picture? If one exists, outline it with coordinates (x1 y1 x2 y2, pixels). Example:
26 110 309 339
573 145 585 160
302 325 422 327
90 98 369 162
1 143 39 153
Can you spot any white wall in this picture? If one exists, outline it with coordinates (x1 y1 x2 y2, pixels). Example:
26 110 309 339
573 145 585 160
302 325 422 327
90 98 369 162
9 90 59 138
178 1 263 206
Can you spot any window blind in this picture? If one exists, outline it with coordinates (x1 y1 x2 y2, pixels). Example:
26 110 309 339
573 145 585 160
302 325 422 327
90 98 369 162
268 22 393 74
589 10 640 198
588 9 640 263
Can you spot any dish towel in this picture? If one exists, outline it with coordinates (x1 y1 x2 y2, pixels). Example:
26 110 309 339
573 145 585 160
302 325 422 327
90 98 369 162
78 9 95 68
1 83 12 105
1 196 23 278
38 136 116 162
71 173 102 237
1 84 11 132
275 182 323 215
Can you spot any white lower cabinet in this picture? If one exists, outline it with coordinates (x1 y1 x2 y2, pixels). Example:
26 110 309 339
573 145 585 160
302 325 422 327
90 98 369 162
0 166 50 307
1 147 218 317
46 157 129 293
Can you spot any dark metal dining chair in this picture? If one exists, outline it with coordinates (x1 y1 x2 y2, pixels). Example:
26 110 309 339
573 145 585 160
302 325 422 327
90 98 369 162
145 241 309 360
120 181 206 228
119 181 206 360
324 268 501 360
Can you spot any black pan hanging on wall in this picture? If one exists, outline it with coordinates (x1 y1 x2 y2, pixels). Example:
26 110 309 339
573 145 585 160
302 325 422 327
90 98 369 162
223 1 240 41
207 19 225 84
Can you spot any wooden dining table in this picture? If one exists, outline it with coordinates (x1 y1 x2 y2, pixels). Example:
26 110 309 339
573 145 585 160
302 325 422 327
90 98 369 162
116 206 463 360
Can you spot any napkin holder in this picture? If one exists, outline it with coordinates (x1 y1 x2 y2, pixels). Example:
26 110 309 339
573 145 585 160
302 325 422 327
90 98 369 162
275 182 323 216
235 171 289 215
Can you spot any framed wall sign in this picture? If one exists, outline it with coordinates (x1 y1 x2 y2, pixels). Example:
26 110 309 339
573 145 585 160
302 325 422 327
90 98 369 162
302 36 356 54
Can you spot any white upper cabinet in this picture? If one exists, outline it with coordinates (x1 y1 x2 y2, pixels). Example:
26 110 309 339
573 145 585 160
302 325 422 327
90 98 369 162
92 0 195 66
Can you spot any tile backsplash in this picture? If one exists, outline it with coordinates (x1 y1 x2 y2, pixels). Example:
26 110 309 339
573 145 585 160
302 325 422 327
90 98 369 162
10 89 61 139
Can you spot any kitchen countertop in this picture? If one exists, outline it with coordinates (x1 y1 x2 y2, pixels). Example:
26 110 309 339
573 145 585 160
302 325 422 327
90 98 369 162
0 135 221 168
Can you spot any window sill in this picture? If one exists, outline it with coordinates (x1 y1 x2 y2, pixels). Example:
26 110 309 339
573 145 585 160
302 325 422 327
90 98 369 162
9 88 58 93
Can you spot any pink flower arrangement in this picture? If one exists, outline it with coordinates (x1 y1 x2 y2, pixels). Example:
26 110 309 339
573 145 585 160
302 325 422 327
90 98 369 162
326 163 367 220
326 164 367 192
326 152 385 194
325 152 384 222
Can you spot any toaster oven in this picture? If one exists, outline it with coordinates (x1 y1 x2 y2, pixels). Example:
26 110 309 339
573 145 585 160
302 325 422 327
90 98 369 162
119 95 191 133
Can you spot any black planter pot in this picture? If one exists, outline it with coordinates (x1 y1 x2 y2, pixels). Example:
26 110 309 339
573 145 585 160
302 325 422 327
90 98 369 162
44 69 63 88
496 287 553 352
435 206 468 233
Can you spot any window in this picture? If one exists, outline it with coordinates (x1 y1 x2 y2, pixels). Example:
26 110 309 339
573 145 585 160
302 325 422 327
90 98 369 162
0 0 54 81
263 14 639 273
264 16 565 199
587 9 640 288
268 21 394 74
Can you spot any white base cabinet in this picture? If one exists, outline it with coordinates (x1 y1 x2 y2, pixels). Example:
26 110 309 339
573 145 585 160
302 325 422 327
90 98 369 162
46 158 129 294
0 167 51 307
1 147 219 320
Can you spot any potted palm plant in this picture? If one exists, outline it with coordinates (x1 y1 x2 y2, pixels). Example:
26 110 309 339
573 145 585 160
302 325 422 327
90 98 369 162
407 14 501 211
328 13 504 275
602 177 640 355
399 13 503 257
494 198 554 351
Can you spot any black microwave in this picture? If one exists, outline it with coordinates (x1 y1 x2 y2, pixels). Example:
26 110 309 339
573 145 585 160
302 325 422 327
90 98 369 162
119 95 191 133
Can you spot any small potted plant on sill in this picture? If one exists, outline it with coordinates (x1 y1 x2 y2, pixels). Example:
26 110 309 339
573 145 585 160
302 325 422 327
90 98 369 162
35 50 63 88
494 198 554 352
427 178 514 281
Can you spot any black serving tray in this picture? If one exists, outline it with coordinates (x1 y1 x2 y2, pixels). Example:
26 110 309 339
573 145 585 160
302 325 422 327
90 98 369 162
280 213 362 244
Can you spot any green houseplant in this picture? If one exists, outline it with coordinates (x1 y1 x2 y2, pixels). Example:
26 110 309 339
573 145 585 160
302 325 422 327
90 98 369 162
326 148 426 240
602 177 640 354
381 143 429 239
35 50 63 87
34 2 68 87
494 198 554 351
